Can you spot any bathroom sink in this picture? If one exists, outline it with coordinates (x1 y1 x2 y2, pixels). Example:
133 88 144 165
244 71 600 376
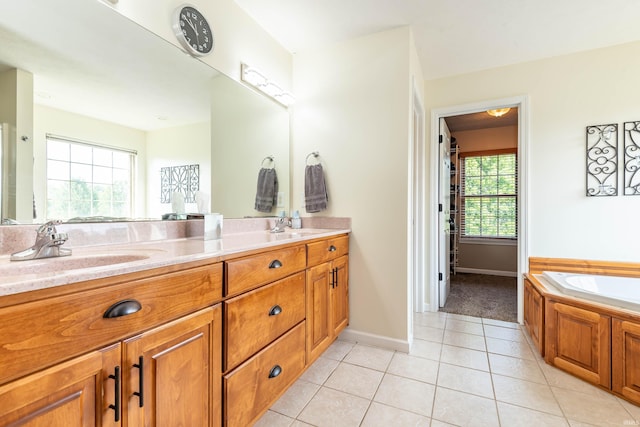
0 253 150 276
269 229 322 240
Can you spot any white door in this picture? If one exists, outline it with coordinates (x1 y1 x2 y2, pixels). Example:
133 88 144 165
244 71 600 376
438 118 451 307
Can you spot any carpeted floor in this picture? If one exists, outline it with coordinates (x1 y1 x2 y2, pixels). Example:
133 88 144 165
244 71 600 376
439 273 517 323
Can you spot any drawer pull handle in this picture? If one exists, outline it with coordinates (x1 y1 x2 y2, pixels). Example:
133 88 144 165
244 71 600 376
269 305 283 316
328 245 337 252
133 356 144 407
268 365 282 378
108 366 121 422
269 259 283 269
103 299 142 318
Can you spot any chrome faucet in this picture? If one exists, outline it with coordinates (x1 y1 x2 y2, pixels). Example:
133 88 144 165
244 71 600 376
270 216 291 233
10 220 72 261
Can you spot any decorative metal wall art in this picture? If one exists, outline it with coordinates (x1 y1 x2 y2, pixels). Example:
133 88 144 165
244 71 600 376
586 124 618 196
160 164 200 203
624 121 640 195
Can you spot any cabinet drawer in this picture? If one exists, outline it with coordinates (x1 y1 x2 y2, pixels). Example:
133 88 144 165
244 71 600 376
0 262 222 385
225 245 306 296
307 235 349 267
224 322 305 427
225 272 305 371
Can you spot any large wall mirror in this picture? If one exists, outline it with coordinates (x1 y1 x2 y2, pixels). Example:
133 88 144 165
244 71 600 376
0 0 289 224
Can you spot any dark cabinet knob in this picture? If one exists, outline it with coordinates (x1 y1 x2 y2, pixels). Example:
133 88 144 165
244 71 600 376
103 299 142 318
269 305 283 316
269 259 283 269
268 365 282 378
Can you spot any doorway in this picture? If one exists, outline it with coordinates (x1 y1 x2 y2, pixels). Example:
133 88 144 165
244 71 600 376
425 96 529 324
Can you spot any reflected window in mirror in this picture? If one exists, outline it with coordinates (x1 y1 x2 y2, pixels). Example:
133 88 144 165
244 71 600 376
46 135 135 221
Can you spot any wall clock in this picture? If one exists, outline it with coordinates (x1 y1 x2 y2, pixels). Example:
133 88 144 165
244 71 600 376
173 4 214 56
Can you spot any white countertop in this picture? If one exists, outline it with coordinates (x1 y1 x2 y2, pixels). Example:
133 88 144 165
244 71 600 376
0 228 350 297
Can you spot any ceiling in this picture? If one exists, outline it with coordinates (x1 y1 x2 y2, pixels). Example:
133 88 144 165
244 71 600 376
233 0 640 80
445 108 518 133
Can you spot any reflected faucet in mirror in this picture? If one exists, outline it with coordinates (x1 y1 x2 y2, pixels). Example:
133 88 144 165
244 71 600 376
10 220 71 261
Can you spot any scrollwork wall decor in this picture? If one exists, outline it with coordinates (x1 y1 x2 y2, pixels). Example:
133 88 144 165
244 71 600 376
586 124 618 196
160 164 200 203
624 121 640 195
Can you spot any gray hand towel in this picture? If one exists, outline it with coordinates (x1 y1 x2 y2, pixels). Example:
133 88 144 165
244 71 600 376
254 168 278 212
305 164 328 213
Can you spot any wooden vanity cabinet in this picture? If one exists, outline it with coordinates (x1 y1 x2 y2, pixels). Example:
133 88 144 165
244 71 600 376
523 278 544 355
612 318 640 405
306 235 349 364
545 300 611 388
0 261 224 427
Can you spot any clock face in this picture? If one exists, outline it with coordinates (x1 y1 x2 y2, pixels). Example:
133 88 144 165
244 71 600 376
174 5 214 56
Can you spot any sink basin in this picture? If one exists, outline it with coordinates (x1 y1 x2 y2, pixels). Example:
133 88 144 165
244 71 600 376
0 253 149 276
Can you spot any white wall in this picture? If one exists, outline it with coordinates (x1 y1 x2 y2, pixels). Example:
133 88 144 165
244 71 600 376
292 27 421 345
146 122 210 218
425 41 640 268
33 105 147 220
104 0 292 90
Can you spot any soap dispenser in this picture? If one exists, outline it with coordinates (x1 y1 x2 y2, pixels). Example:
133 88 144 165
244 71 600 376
292 210 302 229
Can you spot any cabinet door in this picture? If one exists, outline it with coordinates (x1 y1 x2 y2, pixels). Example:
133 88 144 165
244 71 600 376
0 344 120 427
330 255 349 337
306 262 331 364
545 301 610 388
123 306 222 427
523 278 544 356
613 318 640 405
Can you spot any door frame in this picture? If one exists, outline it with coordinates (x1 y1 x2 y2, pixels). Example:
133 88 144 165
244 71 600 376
427 95 529 324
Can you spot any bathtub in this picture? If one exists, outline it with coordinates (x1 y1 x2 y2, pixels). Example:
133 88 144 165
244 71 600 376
541 271 640 311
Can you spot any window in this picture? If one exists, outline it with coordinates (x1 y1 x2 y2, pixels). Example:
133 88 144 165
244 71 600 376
46 135 136 220
460 150 517 239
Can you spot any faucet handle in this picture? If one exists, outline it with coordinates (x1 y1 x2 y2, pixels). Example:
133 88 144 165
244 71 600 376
37 220 62 235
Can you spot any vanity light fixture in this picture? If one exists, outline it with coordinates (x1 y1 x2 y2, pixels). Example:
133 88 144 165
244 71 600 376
487 108 511 117
241 63 295 107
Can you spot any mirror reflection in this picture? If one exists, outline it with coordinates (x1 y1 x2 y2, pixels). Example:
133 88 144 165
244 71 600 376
0 0 289 224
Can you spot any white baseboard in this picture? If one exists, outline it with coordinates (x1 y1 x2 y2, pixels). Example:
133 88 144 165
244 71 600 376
455 267 517 277
339 328 410 353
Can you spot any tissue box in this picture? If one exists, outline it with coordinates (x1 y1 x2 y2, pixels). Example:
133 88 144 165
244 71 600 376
204 213 223 240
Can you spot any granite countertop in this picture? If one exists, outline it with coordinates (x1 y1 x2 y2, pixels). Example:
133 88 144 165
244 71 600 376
0 228 350 297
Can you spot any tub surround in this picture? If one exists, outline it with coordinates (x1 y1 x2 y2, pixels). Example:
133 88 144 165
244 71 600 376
0 217 351 297
525 257 640 407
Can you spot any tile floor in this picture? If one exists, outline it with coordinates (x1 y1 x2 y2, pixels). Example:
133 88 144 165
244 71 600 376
256 311 640 427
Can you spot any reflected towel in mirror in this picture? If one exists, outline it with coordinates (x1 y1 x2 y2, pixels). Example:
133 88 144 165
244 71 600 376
254 168 279 212
305 164 328 213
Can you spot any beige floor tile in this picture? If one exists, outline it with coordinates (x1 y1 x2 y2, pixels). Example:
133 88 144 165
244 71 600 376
552 386 635 427
290 421 315 427
483 324 526 342
482 318 520 329
324 362 384 399
567 420 608 427
322 340 356 361
492 374 562 415
343 344 394 371
443 329 487 352
387 352 439 384
414 312 447 329
299 356 339 385
539 362 609 397
496 401 569 426
254 410 295 427
488 353 546 384
429 420 458 427
446 313 483 324
414 324 445 343
445 318 485 336
297 387 369 427
432 387 500 427
360 402 431 427
440 344 489 371
269 379 320 418
437 363 494 398
485 336 535 360
373 373 436 417
409 338 442 361
617 396 640 422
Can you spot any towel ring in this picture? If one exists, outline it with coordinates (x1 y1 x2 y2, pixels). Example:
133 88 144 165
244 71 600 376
261 156 275 169
306 151 320 165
